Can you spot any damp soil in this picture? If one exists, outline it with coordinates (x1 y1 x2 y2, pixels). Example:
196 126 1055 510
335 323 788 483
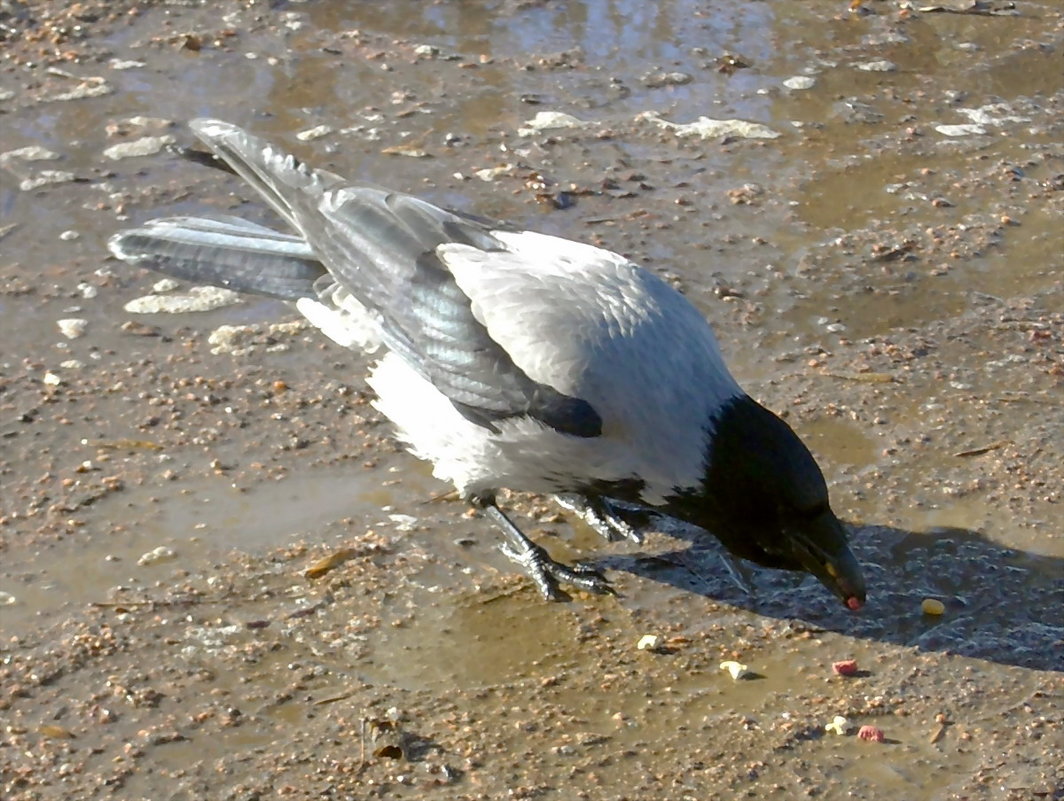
1 1 1062 799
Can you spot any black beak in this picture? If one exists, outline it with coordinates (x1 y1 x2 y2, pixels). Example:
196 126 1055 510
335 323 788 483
789 513 866 610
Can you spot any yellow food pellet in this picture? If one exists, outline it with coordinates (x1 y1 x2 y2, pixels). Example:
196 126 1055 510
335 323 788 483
719 660 750 680
921 598 945 615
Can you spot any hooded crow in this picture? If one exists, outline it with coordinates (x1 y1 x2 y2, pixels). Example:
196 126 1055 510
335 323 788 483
108 119 866 610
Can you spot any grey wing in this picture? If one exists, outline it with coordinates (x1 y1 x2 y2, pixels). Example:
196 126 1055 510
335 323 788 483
179 120 602 437
309 190 602 437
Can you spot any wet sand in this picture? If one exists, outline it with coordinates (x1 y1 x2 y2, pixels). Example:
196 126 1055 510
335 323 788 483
1 1 1061 798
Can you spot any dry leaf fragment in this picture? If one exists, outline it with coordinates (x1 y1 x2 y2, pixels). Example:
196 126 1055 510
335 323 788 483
953 440 1008 457
304 548 357 579
38 724 76 739
380 144 431 158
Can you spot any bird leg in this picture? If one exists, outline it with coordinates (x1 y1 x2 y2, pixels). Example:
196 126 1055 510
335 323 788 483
553 494 649 544
470 494 613 600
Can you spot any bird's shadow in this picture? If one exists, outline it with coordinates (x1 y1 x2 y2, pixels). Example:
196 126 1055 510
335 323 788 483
592 523 1063 672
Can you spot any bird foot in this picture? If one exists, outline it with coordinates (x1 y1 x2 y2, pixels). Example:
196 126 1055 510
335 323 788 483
499 541 614 601
553 494 646 544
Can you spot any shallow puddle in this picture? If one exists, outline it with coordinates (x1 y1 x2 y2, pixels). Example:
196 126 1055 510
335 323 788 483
1 0 1061 798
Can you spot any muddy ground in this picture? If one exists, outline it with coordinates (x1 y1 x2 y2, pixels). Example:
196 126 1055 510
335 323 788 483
1 0 1062 799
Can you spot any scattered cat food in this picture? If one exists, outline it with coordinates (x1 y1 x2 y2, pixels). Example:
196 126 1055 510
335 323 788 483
825 716 849 735
719 661 749 680
858 725 885 742
832 659 859 676
922 598 946 615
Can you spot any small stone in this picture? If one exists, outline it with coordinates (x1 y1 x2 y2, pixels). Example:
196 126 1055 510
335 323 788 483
57 318 88 339
414 44 439 57
642 70 693 88
638 112 779 140
18 171 78 191
297 124 334 141
783 76 816 90
935 123 986 137
105 116 175 137
43 372 62 386
387 513 418 531
124 286 242 314
0 145 61 162
855 59 896 72
59 230 80 241
517 111 590 136
0 591 16 606
138 545 176 566
474 164 513 182
103 135 175 160
51 80 113 102
152 278 181 293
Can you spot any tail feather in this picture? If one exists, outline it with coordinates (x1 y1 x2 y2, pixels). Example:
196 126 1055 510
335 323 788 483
108 216 324 300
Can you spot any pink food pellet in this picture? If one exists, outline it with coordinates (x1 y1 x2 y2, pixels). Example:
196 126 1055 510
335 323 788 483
857 725 885 742
832 660 859 676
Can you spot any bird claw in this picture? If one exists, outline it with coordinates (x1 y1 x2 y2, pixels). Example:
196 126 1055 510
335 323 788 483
553 494 646 544
499 542 614 601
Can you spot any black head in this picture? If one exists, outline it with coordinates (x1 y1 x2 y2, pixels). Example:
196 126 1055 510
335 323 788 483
667 394 866 609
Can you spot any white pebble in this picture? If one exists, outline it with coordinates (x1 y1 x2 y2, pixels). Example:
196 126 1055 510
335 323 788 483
0 591 16 606
387 513 418 531
103 135 175 161
59 230 80 241
57 318 88 339
138 545 176 566
935 123 986 137
43 372 62 386
783 76 816 90
0 145 60 162
855 59 896 72
124 286 242 314
297 124 334 141
152 278 181 293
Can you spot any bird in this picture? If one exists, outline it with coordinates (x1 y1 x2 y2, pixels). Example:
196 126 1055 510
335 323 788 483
108 119 866 610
